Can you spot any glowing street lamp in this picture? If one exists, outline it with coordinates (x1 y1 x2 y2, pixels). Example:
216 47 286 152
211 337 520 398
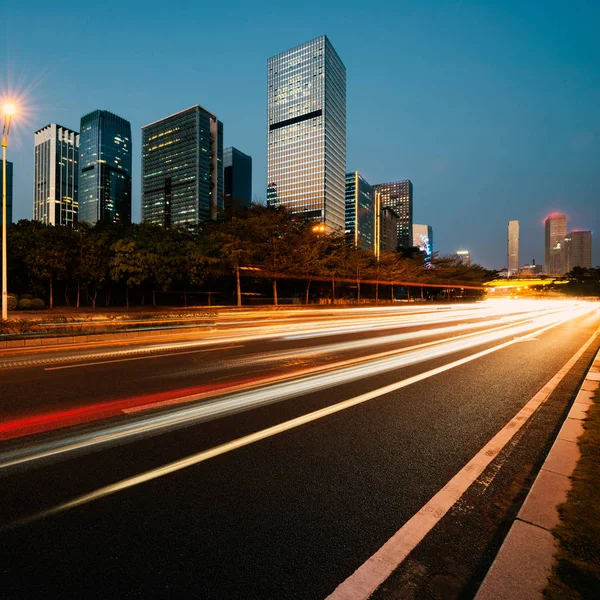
2 102 15 321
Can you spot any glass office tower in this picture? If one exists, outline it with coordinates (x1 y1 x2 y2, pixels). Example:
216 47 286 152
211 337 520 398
79 110 132 225
563 231 592 272
345 172 375 252
373 180 413 248
507 220 519 276
33 124 79 226
0 160 12 229
224 147 252 215
267 35 346 231
142 106 223 226
544 213 567 274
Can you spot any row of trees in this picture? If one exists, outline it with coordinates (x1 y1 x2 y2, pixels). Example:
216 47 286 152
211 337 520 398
5 205 496 309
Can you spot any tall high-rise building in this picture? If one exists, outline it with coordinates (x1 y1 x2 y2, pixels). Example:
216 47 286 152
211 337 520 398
380 207 399 253
0 159 12 229
142 106 223 226
373 180 413 247
79 110 132 225
267 35 346 231
563 231 592 272
224 147 252 215
345 172 375 252
33 124 79 226
544 213 567 274
413 224 433 258
507 220 519 276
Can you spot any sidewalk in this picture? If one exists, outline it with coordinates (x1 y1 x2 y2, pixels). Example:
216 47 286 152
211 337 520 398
475 349 600 599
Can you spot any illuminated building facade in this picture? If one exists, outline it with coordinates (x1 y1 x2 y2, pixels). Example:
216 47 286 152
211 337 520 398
563 231 592 272
373 179 413 247
142 106 223 226
33 124 79 226
413 223 433 258
345 172 375 252
507 220 519 275
0 159 12 229
79 110 131 224
544 213 567 274
224 147 252 215
267 35 346 231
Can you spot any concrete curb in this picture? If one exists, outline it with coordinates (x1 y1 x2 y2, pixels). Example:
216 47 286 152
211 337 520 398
0 324 213 351
475 348 600 600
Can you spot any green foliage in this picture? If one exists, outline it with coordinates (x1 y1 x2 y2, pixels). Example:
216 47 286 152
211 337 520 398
17 298 33 310
4 210 500 308
29 298 46 310
7 294 17 310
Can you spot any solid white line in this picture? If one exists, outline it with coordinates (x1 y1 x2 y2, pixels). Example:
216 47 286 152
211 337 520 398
6 311 589 530
326 324 600 599
43 345 244 371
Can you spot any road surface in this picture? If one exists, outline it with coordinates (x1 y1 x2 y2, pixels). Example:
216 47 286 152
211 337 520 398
1 299 598 598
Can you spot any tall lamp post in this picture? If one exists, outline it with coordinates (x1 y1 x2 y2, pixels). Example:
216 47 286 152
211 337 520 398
2 104 15 321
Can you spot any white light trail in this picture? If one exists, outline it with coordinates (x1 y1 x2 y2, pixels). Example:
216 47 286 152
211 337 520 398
4 304 593 530
0 303 592 473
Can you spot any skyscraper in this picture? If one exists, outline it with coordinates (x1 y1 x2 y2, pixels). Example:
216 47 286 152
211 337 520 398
507 220 519 276
544 213 567 274
345 172 375 252
380 207 399 253
79 110 132 225
563 231 592 272
373 180 413 247
413 224 433 258
224 147 252 215
267 35 346 231
0 159 12 229
33 124 79 226
142 106 223 226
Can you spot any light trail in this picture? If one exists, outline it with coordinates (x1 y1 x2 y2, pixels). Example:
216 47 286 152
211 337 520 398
0 310 554 440
3 305 593 530
0 302 592 472
44 306 560 372
0 300 574 370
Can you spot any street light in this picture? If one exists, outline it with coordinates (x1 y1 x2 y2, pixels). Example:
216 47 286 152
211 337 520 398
2 103 15 321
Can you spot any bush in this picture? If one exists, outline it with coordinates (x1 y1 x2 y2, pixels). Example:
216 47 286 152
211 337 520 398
7 295 17 310
29 298 46 310
19 293 34 300
17 298 33 310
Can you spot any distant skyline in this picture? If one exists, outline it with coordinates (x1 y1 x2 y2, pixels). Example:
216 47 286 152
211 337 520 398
2 0 599 268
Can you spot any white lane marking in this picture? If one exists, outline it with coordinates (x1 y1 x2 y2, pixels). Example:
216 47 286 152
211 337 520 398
5 311 591 530
43 345 245 371
326 326 600 599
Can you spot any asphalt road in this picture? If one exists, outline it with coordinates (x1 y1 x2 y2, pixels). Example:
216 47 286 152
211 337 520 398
1 299 599 599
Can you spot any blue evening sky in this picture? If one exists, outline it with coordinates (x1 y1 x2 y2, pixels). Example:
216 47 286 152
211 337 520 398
2 0 599 268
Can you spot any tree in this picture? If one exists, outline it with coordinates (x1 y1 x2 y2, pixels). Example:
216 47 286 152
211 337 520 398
110 238 153 309
77 228 112 309
248 205 300 305
26 226 74 309
208 217 254 307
